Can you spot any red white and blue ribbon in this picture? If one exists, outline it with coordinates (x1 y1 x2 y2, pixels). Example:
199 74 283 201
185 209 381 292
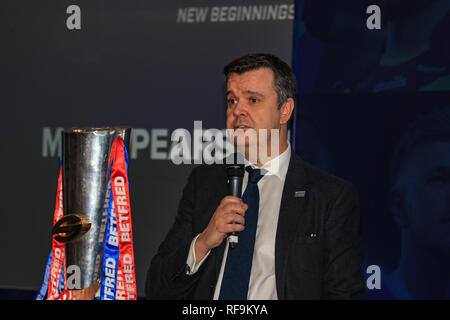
36 138 136 300
35 163 67 300
99 137 137 300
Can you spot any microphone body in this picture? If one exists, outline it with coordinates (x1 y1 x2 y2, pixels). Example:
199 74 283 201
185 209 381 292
226 164 245 249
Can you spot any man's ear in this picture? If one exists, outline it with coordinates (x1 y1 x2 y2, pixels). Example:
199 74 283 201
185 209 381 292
390 187 409 229
280 98 295 125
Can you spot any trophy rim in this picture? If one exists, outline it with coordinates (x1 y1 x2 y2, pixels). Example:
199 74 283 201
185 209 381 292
65 126 131 133
63 127 132 139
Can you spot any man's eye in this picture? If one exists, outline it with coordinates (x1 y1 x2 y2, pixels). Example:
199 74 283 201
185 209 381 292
250 97 259 103
227 98 237 105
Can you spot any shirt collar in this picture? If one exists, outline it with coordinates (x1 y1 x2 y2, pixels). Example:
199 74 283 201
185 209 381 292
244 142 291 180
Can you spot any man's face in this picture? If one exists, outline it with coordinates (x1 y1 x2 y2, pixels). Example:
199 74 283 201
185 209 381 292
225 68 284 157
394 140 450 254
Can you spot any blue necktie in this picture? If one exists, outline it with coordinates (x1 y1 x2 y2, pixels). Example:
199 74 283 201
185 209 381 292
219 166 265 300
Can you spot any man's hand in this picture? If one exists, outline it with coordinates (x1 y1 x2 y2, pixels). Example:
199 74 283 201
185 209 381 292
195 196 248 264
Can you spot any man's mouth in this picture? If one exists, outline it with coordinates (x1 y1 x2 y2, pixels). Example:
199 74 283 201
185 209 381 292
234 125 252 130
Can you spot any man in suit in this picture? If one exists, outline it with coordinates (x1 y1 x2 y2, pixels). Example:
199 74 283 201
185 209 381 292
146 53 364 299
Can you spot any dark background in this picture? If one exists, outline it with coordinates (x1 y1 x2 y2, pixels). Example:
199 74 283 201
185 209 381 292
295 0 450 299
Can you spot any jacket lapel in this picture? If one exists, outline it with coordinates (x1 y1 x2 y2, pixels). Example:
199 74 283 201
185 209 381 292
275 152 309 299
209 155 310 299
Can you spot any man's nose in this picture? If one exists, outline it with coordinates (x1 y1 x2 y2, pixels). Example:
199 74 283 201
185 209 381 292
233 99 248 117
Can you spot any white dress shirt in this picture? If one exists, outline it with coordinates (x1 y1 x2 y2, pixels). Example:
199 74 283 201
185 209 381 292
185 143 291 300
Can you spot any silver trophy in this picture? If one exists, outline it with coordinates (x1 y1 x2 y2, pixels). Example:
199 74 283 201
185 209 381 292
52 127 131 299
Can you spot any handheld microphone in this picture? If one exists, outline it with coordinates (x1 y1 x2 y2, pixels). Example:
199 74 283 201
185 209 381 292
226 164 245 249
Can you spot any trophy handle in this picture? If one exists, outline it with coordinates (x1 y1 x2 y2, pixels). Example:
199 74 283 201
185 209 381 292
52 214 92 243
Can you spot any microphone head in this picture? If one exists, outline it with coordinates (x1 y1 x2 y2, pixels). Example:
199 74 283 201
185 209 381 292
226 164 245 178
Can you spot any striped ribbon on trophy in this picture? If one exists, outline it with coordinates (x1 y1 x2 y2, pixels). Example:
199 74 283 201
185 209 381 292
35 133 136 300
35 163 67 300
99 137 137 300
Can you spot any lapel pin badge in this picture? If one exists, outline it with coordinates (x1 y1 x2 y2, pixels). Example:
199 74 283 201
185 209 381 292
294 190 306 198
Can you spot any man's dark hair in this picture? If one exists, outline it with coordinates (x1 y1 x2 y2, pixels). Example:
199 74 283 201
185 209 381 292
224 53 297 109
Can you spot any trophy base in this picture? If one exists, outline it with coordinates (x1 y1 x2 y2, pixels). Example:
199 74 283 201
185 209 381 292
70 280 101 300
